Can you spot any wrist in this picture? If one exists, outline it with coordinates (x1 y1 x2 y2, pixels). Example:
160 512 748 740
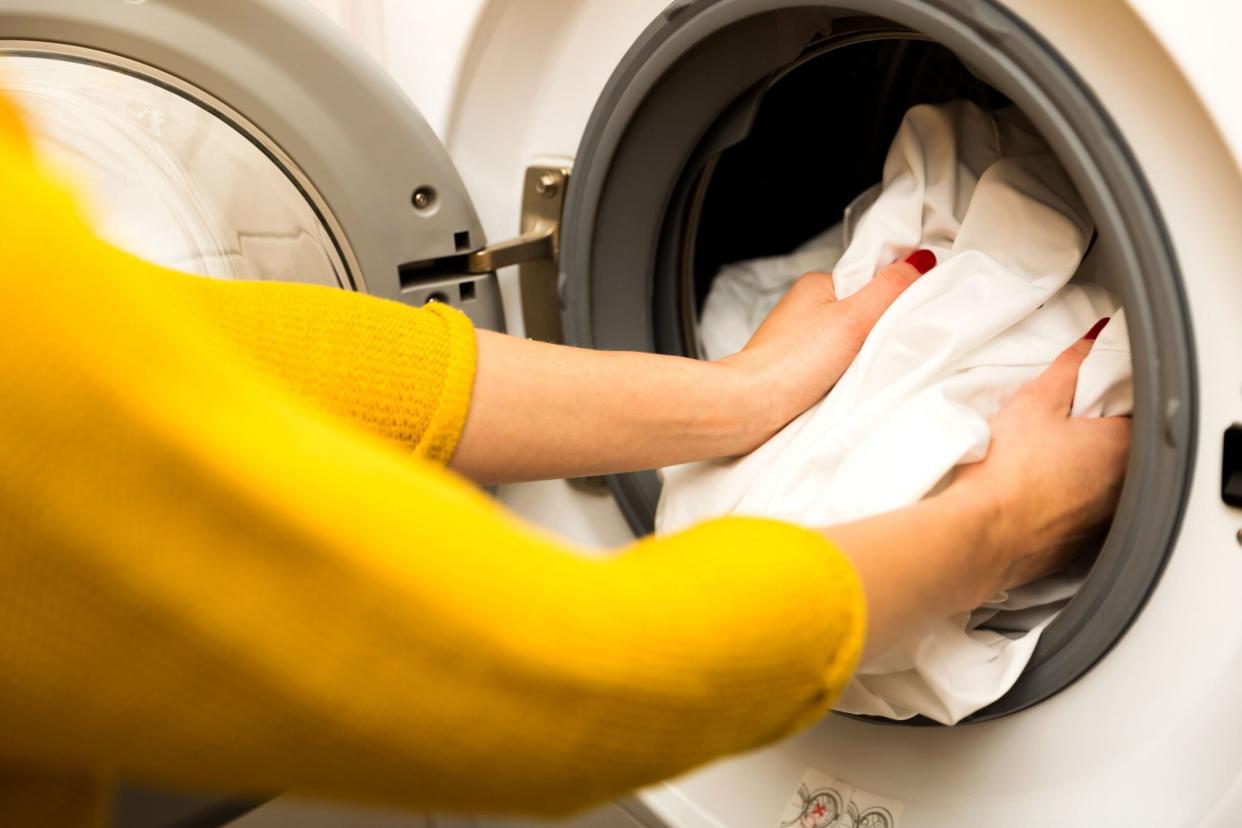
713 353 787 454
929 481 1011 610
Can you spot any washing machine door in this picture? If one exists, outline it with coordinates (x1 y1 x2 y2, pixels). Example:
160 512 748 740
0 0 502 329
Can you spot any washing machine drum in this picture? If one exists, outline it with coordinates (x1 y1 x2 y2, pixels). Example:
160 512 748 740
557 0 1195 724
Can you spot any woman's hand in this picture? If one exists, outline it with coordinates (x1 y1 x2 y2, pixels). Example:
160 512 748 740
452 254 931 484
720 250 935 438
826 320 1130 658
949 319 1131 602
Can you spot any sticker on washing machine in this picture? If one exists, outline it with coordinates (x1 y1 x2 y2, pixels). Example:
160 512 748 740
778 766 903 828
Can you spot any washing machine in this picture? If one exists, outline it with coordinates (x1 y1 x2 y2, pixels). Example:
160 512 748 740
3 0 1241 826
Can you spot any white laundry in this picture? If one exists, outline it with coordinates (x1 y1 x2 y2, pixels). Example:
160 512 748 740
659 101 1133 725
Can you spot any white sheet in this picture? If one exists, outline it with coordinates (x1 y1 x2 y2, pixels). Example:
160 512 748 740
659 101 1133 724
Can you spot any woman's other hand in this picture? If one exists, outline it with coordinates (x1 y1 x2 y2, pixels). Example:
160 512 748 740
719 250 935 447
453 253 932 483
951 319 1131 602
826 319 1130 658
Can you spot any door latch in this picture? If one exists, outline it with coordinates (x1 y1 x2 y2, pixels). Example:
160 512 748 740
505 165 568 344
399 165 569 343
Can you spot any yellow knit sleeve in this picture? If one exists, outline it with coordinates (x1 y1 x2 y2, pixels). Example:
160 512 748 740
0 97 865 823
161 275 478 464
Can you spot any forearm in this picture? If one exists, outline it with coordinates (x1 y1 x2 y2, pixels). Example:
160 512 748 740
824 486 1000 661
450 330 780 484
0 329 864 815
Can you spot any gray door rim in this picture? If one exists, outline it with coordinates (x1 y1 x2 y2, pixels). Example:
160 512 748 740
559 0 1197 724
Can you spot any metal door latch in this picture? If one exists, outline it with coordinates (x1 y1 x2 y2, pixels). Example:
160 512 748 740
502 165 568 344
400 165 569 343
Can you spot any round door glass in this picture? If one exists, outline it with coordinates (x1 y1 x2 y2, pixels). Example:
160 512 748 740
0 52 349 287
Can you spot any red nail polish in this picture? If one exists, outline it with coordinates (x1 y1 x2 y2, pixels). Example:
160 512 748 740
903 249 937 275
1084 317 1111 341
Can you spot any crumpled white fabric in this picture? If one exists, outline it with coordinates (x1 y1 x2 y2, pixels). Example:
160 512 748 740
659 101 1134 724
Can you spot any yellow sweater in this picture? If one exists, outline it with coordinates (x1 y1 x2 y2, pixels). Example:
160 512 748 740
0 92 864 824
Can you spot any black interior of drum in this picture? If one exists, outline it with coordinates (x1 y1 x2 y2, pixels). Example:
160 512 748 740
691 39 1010 313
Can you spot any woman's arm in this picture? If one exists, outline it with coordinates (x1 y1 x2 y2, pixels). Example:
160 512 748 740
1 240 1119 825
0 227 1120 823
157 248 929 485
452 259 932 484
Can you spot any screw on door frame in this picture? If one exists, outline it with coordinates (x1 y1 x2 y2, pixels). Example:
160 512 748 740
411 186 437 210
1237 528 1242 547
534 172 560 198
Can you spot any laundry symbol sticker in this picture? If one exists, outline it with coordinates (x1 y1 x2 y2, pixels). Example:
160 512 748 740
778 767 903 828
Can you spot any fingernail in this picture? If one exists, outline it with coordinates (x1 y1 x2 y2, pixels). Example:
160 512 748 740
1084 317 1111 341
903 249 937 275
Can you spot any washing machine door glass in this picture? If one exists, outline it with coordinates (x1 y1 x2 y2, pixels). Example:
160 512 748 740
1 53 347 287
0 0 499 328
